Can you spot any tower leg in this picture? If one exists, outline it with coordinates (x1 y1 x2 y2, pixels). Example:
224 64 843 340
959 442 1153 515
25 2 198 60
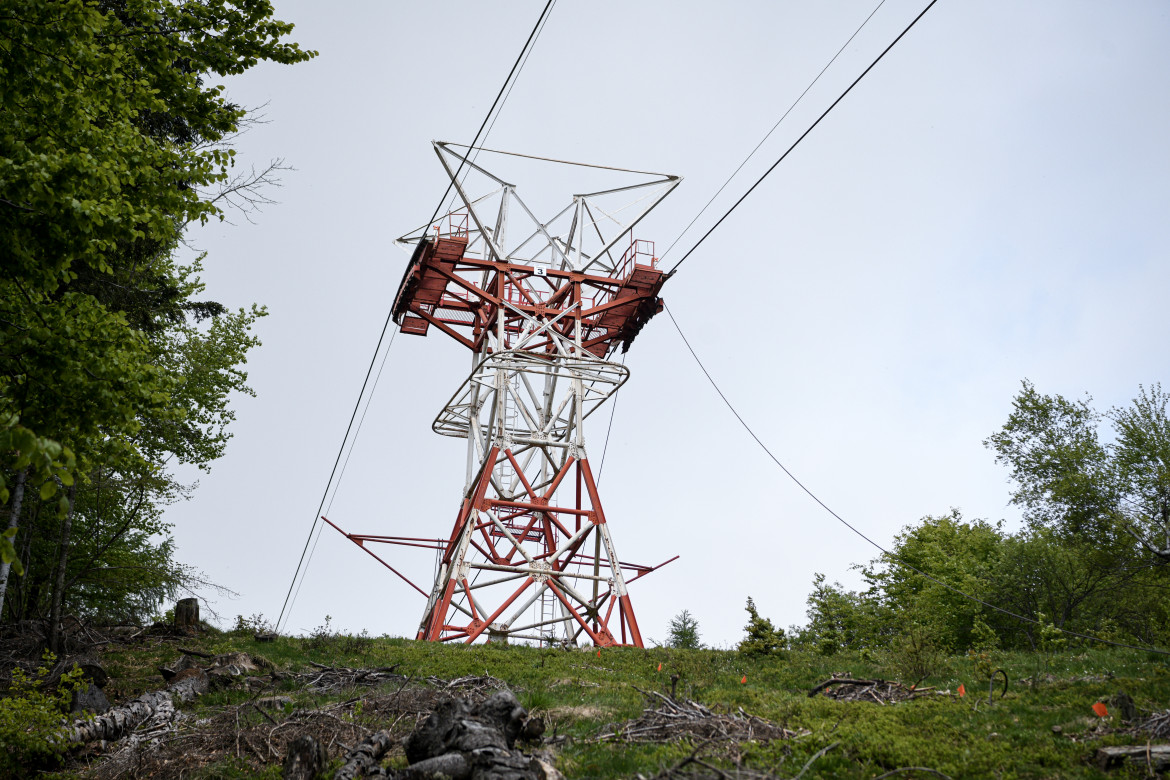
416 449 644 647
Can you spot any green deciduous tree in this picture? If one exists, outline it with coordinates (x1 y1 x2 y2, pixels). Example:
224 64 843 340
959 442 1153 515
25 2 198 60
861 511 1005 650
0 0 313 633
796 381 1170 655
1110 384 1170 560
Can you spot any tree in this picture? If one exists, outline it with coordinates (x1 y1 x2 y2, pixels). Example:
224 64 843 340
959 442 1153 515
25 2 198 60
1110 384 1170 560
861 511 1006 650
666 609 702 649
0 0 313 632
738 597 785 656
984 381 1115 539
798 574 886 655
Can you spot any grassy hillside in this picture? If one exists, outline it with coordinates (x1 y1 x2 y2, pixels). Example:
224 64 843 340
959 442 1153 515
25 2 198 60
27 627 1170 778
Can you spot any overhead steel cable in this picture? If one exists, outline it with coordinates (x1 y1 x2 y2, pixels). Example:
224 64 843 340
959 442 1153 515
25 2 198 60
655 0 1168 655
438 0 559 219
275 0 558 633
663 304 1170 656
659 0 888 263
274 317 398 634
667 0 939 275
282 327 399 631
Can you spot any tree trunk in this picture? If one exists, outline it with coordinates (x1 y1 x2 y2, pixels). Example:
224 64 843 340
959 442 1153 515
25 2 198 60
0 467 28 621
49 481 76 655
282 735 327 780
174 597 200 630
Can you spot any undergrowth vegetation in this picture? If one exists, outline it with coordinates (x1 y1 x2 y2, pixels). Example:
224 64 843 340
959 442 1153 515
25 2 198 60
57 623 1170 779
0 653 87 774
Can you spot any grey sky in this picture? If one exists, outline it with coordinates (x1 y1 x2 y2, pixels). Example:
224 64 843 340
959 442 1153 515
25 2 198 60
171 1 1170 646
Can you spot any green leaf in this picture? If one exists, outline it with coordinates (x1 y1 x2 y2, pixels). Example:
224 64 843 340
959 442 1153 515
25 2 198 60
39 481 56 500
0 534 23 576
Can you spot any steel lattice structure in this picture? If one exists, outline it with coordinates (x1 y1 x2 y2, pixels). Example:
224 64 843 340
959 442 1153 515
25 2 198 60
327 143 680 646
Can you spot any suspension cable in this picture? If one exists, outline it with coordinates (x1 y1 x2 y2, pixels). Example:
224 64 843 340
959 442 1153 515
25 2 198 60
663 304 1170 655
275 0 558 633
667 0 939 274
280 328 398 632
659 0 888 263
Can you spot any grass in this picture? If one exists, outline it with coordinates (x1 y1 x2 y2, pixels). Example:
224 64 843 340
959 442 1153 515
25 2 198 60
49 630 1170 778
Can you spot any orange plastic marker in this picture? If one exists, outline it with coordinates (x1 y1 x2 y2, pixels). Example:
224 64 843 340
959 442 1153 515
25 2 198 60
657 663 662 671
1092 702 1109 717
740 675 747 684
958 684 966 697
597 649 601 659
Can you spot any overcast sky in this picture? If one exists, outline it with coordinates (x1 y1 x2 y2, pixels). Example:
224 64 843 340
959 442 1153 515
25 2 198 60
170 0 1170 646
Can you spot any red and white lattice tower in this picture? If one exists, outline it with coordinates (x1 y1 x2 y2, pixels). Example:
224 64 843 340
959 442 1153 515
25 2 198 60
327 143 681 646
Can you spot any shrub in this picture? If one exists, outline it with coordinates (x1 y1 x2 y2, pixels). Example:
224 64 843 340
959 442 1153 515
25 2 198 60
0 652 87 774
885 621 945 686
666 610 703 649
738 597 785 656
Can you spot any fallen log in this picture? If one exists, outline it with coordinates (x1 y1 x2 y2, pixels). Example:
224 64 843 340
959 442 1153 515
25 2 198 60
1095 745 1170 771
63 669 209 745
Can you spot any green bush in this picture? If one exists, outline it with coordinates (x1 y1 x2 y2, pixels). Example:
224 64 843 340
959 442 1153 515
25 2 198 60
0 652 87 774
884 620 945 686
738 597 785 656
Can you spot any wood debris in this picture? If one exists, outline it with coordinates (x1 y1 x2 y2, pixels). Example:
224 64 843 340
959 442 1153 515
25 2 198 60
63 669 209 746
1129 708 1170 740
808 676 941 705
295 662 406 693
1094 744 1170 771
333 728 395 780
600 689 806 744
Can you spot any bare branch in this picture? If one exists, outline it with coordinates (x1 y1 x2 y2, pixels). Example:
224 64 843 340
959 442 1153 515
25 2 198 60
195 157 290 225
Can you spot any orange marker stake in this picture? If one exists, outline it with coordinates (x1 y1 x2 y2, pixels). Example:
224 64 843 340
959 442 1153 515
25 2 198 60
740 675 747 684
597 649 601 659
958 684 966 698
657 663 662 672
1092 702 1109 718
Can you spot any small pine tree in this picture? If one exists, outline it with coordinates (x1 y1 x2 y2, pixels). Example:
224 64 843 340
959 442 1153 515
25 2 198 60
666 609 703 649
738 597 786 656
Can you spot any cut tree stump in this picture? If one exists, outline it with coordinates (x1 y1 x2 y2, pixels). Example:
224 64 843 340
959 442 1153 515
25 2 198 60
1095 745 1170 771
173 597 200 630
284 734 327 780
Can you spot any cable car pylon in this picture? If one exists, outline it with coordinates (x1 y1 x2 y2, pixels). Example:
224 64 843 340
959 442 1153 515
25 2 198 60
327 142 681 646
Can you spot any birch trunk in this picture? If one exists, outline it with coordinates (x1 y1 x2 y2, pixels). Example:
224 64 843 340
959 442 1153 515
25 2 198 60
48 481 76 655
0 467 27 621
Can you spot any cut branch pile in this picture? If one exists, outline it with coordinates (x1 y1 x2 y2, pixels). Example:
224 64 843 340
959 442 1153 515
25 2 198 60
1128 709 1170 740
808 677 940 705
600 690 806 744
296 662 406 693
424 673 510 696
293 663 508 701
